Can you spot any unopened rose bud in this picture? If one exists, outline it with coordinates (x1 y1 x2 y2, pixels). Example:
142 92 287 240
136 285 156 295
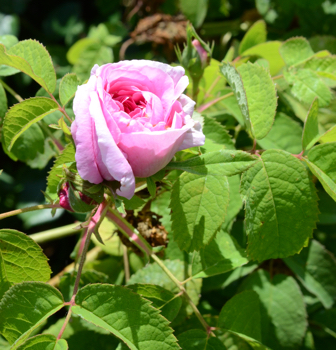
192 39 208 68
58 182 74 212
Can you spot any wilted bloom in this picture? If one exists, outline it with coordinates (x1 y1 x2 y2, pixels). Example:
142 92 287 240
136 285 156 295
71 60 205 199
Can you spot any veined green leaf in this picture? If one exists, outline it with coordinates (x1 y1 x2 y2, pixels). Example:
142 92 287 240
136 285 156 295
171 172 230 252
239 20 267 55
45 143 75 201
178 329 226 350
284 69 332 107
72 284 180 350
0 229 51 299
218 290 262 342
191 229 249 278
166 150 258 176
0 282 64 346
304 55 336 83
242 41 285 76
302 98 320 151
15 335 68 350
59 73 79 106
127 284 182 322
284 240 336 309
280 37 314 67
239 270 307 350
241 149 318 261
257 113 302 154
304 142 336 201
221 62 277 140
0 35 19 76
2 97 58 151
0 40 56 92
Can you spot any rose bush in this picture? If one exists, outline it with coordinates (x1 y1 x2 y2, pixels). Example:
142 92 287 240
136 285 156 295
71 60 205 199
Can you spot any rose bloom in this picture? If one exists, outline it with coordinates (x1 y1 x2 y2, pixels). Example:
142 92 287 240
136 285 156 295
71 60 205 199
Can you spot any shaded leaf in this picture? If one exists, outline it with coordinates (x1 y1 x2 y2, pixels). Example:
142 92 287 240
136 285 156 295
178 329 226 350
15 334 68 350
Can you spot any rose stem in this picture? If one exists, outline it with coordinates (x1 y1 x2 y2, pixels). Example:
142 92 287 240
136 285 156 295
29 223 81 243
107 208 214 335
0 203 61 221
123 245 130 283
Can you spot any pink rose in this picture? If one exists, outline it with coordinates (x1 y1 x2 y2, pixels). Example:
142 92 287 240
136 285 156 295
71 60 205 199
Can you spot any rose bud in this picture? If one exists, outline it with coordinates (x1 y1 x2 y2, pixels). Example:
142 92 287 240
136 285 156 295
192 39 208 69
71 60 205 199
58 182 73 212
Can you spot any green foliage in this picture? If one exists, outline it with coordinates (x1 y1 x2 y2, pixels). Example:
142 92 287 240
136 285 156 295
0 40 56 92
72 284 180 350
239 20 267 55
0 229 51 299
302 98 320 151
178 329 226 349
59 73 79 107
15 334 68 350
179 0 209 28
280 37 315 67
241 149 318 261
0 282 64 346
2 97 58 151
171 172 229 252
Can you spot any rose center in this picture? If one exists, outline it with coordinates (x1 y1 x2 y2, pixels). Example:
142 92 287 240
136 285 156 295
113 92 146 115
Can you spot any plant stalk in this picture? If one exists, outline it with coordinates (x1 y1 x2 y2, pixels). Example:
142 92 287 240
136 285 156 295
29 223 81 243
0 79 23 102
0 203 60 221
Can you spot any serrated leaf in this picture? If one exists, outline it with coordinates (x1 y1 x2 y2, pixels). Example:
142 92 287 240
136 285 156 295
221 62 277 140
284 69 332 107
59 73 79 106
304 142 336 201
15 334 68 350
0 40 56 93
302 98 319 151
171 172 230 252
239 20 267 55
241 149 318 261
0 35 19 76
127 284 182 322
146 177 156 197
45 143 75 201
166 150 258 176
218 290 262 342
178 329 226 350
284 239 336 309
72 284 180 350
191 229 248 278
202 115 235 150
0 229 51 299
257 112 302 154
0 282 64 346
241 41 285 76
239 270 307 350
2 97 58 151
280 37 314 67
304 56 336 87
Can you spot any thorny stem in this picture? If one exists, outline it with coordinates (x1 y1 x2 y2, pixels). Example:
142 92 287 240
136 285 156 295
57 303 74 340
0 79 23 102
0 203 60 221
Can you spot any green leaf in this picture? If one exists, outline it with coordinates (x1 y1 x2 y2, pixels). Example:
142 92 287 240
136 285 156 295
72 284 180 350
284 239 336 309
45 143 75 201
127 284 182 322
146 177 156 198
0 282 64 346
239 270 307 350
15 335 68 350
319 124 336 143
202 115 235 151
0 81 7 121
59 73 79 107
241 41 285 76
0 40 56 93
179 0 208 28
166 150 258 176
66 38 97 65
284 69 332 107
171 172 230 252
303 142 336 201
218 290 262 342
257 112 303 154
177 329 226 350
0 229 51 299
221 62 277 140
191 229 249 278
241 149 318 261
239 20 267 55
2 97 58 151
302 98 320 151
0 35 19 76
304 56 336 87
280 37 314 67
